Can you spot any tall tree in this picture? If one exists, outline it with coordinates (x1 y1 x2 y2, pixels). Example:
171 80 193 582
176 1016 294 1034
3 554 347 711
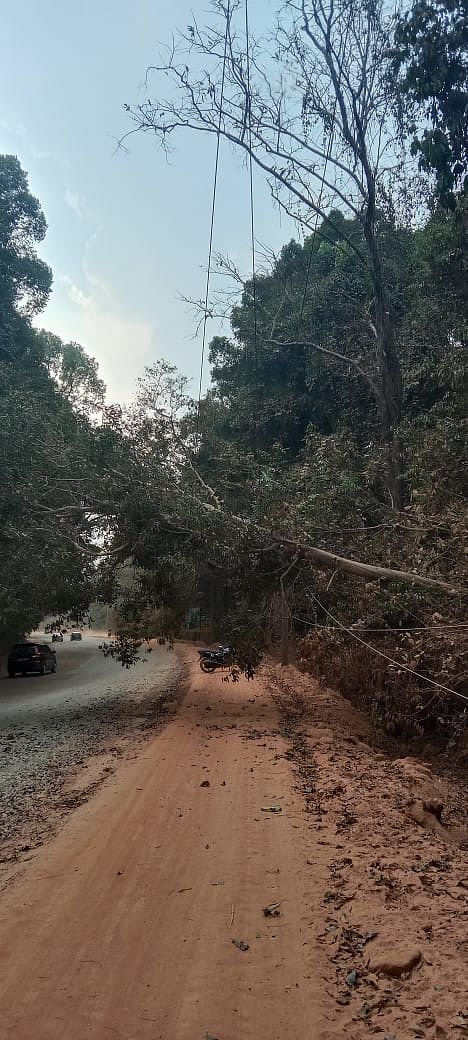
0 154 52 362
125 0 411 506
0 156 116 646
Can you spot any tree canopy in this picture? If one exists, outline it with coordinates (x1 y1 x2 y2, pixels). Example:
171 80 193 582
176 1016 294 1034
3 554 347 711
0 155 52 342
392 0 468 206
0 156 118 647
0 2 466 744
115 0 467 738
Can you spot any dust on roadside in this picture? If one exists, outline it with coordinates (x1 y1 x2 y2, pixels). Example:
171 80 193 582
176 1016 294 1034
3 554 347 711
0 651 188 887
265 662 468 1040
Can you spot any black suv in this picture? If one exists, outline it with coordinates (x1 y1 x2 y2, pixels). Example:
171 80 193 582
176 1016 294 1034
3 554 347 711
8 643 57 677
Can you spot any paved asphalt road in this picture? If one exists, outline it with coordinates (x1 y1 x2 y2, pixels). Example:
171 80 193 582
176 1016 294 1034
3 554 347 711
0 632 175 721
0 633 183 862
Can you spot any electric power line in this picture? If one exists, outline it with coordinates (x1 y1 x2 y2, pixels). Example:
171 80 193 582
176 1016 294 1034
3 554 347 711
244 0 259 408
297 592 468 705
195 2 231 442
292 620 468 634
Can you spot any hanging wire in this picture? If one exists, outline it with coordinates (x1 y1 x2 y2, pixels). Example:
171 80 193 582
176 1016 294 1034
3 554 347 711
291 619 468 634
301 591 468 705
195 2 350 420
195 2 231 442
244 0 259 404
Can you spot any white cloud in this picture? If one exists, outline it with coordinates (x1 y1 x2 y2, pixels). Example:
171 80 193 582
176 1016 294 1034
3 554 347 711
0 116 69 168
58 274 90 309
31 145 69 168
0 116 28 140
82 258 112 302
42 269 156 404
64 187 85 219
77 307 155 403
48 303 155 404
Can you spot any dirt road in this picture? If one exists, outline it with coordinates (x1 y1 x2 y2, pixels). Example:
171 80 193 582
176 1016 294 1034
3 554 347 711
0 636 182 868
0 649 467 1039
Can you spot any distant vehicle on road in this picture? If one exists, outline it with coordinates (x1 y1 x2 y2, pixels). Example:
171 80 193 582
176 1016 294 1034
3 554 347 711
8 643 57 677
51 632 63 642
70 632 82 641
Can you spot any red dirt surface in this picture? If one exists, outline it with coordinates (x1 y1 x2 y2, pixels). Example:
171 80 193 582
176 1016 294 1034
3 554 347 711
0 648 466 1039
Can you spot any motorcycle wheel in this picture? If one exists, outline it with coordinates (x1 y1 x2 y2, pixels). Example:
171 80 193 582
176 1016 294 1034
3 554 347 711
200 659 216 673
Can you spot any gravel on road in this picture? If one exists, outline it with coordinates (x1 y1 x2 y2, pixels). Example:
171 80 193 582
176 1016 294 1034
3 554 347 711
0 639 185 880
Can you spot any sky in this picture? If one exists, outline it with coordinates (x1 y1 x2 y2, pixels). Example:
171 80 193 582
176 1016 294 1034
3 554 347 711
0 0 296 404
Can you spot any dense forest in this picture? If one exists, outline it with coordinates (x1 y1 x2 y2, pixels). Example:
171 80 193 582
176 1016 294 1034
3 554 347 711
0 0 466 747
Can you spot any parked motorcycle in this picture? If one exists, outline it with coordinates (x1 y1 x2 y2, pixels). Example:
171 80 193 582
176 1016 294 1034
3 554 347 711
198 645 234 673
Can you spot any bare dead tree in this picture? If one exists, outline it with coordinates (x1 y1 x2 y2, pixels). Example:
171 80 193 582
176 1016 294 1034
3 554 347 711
124 0 409 507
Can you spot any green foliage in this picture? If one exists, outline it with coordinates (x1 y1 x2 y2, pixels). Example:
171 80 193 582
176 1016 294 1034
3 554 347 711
113 0 467 747
0 155 52 350
392 0 468 205
206 212 465 494
0 133 466 750
0 155 119 649
185 208 466 745
99 635 151 669
0 355 100 647
37 330 106 414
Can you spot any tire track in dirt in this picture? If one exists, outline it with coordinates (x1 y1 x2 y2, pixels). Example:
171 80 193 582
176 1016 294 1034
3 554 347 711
0 651 332 1040
0 650 466 1039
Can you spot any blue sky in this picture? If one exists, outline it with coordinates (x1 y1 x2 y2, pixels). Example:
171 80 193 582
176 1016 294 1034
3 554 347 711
0 0 295 402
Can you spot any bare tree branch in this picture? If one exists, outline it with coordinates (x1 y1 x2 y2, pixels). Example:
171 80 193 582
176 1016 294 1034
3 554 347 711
266 336 380 397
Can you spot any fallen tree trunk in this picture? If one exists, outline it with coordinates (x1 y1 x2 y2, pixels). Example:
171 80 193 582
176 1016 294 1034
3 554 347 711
286 541 459 593
195 496 461 594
